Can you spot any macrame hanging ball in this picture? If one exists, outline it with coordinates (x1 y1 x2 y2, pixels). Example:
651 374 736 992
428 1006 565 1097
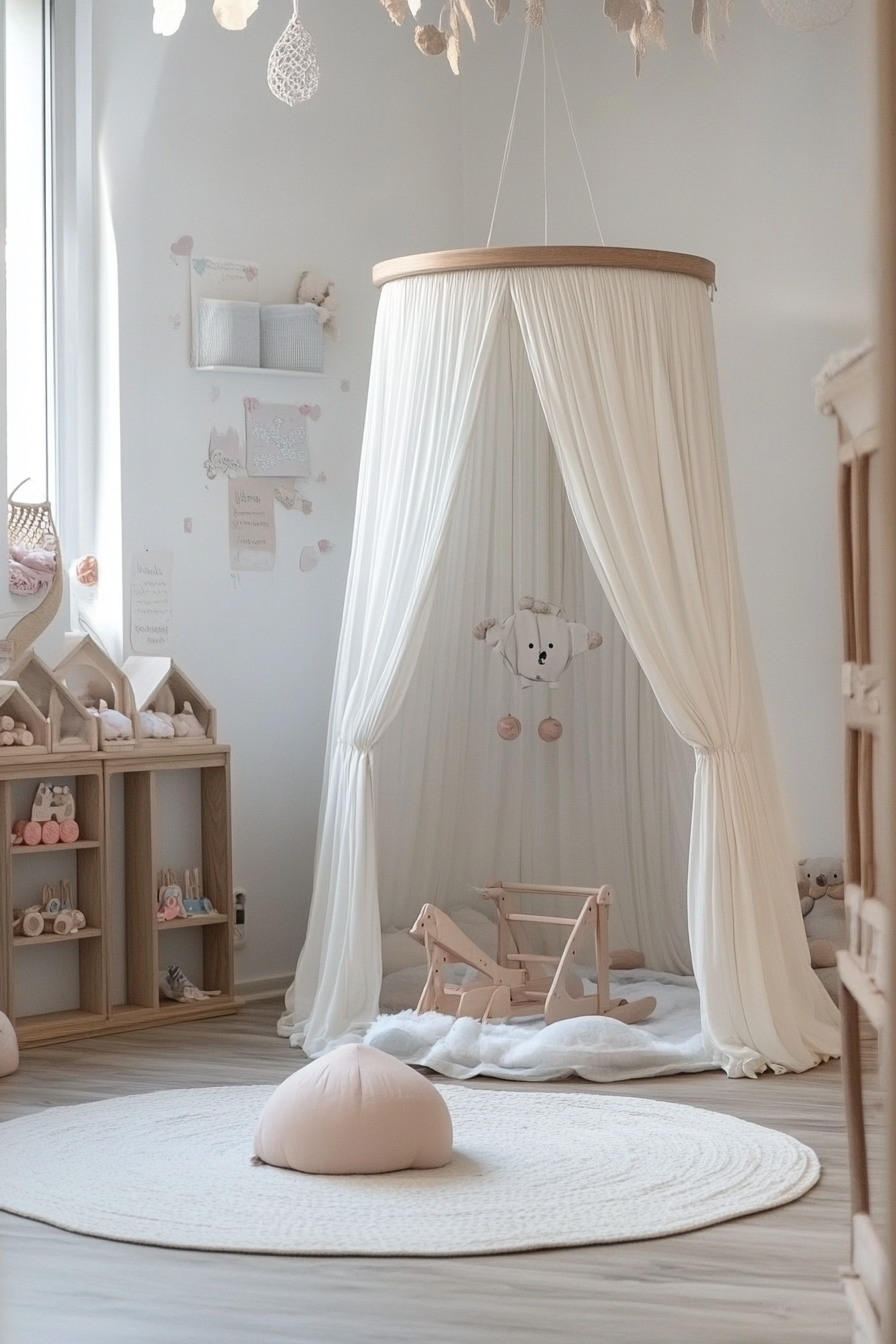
267 3 320 107
760 0 853 29
497 714 522 741
538 717 563 743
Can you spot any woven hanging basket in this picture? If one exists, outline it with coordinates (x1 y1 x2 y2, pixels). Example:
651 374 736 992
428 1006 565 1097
5 484 64 667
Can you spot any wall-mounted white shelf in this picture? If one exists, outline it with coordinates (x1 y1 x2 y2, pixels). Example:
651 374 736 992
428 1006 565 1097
194 365 327 379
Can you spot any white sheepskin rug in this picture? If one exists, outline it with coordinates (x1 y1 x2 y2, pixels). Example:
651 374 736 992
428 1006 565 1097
367 970 717 1082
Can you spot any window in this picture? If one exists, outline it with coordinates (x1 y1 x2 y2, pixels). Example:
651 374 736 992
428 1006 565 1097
4 0 54 506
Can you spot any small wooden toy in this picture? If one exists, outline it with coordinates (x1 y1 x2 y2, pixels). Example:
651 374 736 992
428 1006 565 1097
182 867 215 915
32 783 76 823
12 881 85 937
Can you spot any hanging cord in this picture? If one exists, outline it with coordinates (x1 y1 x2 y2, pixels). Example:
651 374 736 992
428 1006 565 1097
544 10 606 246
486 22 531 248
541 23 548 245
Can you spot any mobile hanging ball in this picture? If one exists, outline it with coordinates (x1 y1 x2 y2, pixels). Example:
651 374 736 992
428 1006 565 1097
267 2 320 106
497 714 522 741
538 717 563 743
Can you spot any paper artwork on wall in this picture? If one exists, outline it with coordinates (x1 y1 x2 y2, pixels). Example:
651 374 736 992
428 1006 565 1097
205 427 245 480
130 551 174 654
272 480 312 513
190 256 259 366
244 400 310 478
229 479 276 572
299 539 333 573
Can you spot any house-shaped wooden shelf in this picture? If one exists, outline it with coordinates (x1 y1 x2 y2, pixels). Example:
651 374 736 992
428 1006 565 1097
122 656 217 749
7 650 98 754
53 633 137 751
0 680 49 759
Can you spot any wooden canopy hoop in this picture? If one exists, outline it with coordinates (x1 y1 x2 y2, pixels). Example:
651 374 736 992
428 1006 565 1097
372 245 715 289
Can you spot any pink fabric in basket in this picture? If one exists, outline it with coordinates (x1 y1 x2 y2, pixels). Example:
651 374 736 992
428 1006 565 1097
254 1043 453 1174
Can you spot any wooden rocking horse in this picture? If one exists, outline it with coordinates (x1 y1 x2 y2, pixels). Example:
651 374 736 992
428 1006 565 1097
410 880 656 1026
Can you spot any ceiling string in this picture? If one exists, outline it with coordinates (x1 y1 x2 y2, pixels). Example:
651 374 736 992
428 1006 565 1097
544 10 606 246
542 22 548 246
486 21 531 248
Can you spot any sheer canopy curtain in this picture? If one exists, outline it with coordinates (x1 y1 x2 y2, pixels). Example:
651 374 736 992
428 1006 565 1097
279 271 506 1056
510 266 840 1076
374 306 694 973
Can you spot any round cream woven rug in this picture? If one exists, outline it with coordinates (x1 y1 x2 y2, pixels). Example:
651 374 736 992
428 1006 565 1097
0 1085 819 1256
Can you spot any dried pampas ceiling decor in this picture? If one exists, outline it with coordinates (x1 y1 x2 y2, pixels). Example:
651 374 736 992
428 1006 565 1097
151 0 855 94
381 0 854 76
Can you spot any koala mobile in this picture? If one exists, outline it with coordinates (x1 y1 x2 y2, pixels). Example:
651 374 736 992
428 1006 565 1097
474 596 603 742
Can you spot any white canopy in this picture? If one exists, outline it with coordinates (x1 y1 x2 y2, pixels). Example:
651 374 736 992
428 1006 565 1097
279 249 840 1078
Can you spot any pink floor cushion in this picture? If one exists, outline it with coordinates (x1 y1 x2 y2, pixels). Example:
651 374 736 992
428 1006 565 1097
254 1043 453 1175
0 1012 18 1078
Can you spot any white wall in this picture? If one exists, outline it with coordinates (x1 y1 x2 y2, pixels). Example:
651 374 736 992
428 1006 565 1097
459 3 874 857
87 0 464 987
81 2 872 988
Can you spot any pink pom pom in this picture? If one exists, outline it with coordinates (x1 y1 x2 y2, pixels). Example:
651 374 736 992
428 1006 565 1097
537 717 563 743
497 715 522 741
40 820 60 845
59 819 79 844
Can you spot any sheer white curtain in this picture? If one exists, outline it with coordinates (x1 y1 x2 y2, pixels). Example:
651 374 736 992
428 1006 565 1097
279 270 506 1056
374 306 694 972
510 266 840 1076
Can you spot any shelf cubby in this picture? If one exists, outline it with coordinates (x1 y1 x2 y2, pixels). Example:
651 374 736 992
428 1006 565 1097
0 746 240 1047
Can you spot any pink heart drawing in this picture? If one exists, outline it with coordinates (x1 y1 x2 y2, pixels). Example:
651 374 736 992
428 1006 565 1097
170 234 193 256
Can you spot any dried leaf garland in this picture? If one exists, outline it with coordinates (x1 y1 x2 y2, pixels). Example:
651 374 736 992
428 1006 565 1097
212 0 259 30
415 22 448 54
487 0 510 21
379 0 408 25
604 0 665 74
455 0 476 37
526 0 545 27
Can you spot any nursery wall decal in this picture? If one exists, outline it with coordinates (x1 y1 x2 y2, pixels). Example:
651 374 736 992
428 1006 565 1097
130 551 174 655
228 478 276 571
244 400 311 477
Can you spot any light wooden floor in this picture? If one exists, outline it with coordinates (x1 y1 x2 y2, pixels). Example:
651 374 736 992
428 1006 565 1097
0 1000 880 1344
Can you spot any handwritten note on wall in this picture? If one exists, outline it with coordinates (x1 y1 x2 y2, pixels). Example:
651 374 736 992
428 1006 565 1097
229 478 275 571
130 551 174 654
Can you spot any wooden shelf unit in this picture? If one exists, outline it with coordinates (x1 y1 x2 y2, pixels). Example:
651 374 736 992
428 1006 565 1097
0 759 106 1046
0 747 241 1047
104 747 237 1025
820 345 889 1344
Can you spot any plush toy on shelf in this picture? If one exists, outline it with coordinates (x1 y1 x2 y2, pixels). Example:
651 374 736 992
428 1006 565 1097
171 701 205 738
159 963 222 1004
157 869 186 921
139 709 175 739
86 699 133 740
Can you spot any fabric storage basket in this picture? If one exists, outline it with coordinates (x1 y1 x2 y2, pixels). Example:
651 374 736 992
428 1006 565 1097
260 303 324 373
196 298 260 368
